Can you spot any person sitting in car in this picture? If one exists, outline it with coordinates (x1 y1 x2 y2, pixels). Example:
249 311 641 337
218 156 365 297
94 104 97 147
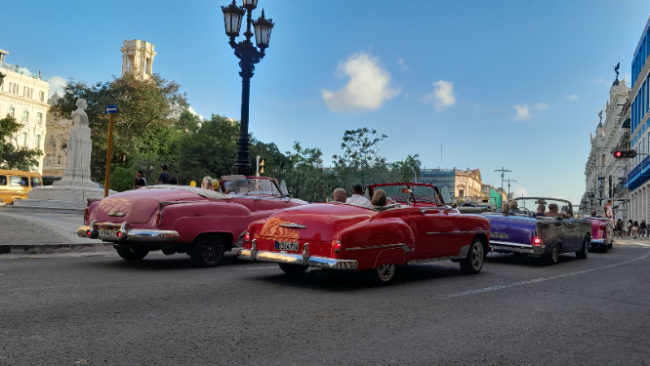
508 200 523 214
546 203 569 218
536 204 546 217
371 189 396 207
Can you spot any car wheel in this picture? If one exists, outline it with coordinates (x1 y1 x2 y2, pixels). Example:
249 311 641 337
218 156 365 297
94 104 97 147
115 247 149 261
374 264 397 283
607 242 613 250
278 263 308 274
576 237 589 259
190 234 225 267
460 240 484 274
601 244 609 253
543 243 560 265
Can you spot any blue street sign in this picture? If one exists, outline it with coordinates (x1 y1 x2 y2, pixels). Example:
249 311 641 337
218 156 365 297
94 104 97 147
104 105 118 114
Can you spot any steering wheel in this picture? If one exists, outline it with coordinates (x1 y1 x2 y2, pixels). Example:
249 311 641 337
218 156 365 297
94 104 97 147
519 207 531 216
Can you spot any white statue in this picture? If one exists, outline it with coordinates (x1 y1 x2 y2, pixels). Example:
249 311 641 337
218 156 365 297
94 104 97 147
71 98 89 127
54 98 96 188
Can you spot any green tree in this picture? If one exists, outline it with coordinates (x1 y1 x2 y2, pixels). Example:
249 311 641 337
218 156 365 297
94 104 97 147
283 142 335 202
0 115 42 171
332 127 392 190
54 73 189 181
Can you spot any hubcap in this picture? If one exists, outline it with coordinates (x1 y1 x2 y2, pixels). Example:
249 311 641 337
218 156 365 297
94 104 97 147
471 241 484 270
201 236 223 264
377 264 396 281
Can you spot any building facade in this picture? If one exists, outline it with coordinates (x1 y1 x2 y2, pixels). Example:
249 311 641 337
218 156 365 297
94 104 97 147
582 78 631 218
418 168 483 202
120 40 156 80
626 15 650 222
0 48 50 173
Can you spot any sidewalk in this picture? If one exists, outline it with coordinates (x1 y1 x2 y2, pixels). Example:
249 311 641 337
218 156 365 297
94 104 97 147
0 210 112 255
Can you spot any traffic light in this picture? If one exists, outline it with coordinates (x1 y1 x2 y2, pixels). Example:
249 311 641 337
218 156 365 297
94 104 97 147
259 159 265 174
613 149 637 159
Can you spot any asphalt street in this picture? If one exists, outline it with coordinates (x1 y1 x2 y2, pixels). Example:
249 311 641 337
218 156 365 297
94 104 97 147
1 245 650 366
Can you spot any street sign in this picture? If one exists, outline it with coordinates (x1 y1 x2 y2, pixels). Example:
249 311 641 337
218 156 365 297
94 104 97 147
104 105 118 114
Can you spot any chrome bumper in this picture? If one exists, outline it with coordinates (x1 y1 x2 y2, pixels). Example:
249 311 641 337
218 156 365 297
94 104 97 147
591 239 610 245
238 240 358 270
490 240 546 256
77 222 179 242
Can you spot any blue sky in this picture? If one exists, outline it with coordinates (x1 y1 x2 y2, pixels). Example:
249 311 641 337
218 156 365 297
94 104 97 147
4 0 650 202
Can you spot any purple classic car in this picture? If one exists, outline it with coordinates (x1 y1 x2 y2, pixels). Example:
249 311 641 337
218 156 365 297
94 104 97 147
485 197 592 264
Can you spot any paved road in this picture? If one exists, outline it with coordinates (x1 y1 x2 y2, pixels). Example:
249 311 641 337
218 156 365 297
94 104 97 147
1 245 650 366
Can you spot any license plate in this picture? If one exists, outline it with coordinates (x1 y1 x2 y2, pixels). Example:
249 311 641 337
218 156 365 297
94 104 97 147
98 229 118 239
275 241 299 252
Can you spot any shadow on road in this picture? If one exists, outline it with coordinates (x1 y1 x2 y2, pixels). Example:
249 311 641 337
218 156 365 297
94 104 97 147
86 251 248 271
245 262 469 292
484 252 580 266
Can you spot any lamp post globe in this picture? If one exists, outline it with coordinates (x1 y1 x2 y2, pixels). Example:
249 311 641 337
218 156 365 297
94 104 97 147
221 0 274 176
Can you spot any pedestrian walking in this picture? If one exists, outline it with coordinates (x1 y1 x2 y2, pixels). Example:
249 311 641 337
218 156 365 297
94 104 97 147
640 220 647 238
633 220 639 239
134 170 147 189
604 200 614 225
157 164 170 185
627 219 633 236
615 219 624 238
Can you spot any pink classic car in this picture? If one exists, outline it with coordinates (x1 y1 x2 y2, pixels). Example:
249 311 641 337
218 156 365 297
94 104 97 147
77 176 306 267
582 216 614 252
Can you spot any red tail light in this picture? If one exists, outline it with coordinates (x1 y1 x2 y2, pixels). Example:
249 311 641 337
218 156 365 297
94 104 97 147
156 212 162 226
333 242 342 253
84 207 89 223
86 230 92 237
533 237 542 245
116 231 123 239
599 225 606 230
244 232 250 242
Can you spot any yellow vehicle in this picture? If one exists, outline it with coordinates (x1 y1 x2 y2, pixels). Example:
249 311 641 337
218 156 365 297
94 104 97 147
0 169 43 204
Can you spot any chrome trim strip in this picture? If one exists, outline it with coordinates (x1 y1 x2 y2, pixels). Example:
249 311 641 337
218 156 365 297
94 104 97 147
407 244 471 264
427 230 490 235
490 241 546 256
75 223 179 242
489 240 533 248
279 223 307 229
345 243 412 252
237 249 358 270
108 211 126 217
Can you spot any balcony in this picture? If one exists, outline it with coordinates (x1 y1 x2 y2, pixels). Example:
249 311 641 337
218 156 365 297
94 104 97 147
0 61 48 82
626 155 650 190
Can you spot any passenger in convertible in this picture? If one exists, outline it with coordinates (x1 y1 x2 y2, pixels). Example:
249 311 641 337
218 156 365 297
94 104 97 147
546 203 570 218
536 204 546 217
508 200 523 214
371 189 396 207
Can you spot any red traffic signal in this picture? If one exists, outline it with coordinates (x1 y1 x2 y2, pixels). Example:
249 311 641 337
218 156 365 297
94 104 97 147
613 149 637 159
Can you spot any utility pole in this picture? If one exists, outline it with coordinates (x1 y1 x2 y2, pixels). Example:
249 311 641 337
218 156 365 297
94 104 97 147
505 178 518 198
494 167 512 193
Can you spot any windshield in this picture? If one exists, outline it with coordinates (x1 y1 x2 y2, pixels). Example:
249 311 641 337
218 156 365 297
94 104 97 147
459 196 497 207
378 185 441 203
514 197 572 216
222 179 281 196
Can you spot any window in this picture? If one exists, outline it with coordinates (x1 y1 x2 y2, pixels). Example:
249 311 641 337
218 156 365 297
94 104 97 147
7 107 14 117
49 137 56 149
36 112 42 124
35 135 41 149
57 155 61 164
10 176 29 187
8 83 18 95
23 86 32 98
21 132 27 147
601 154 606 166
0 175 6 185
39 91 45 102
30 177 41 187
458 189 465 198
22 110 29 122
45 155 52 166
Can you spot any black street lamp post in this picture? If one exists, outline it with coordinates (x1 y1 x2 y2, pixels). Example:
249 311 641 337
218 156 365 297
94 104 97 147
221 0 274 176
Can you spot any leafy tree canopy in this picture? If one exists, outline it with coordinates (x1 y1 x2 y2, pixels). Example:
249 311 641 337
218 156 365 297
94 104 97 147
0 115 42 171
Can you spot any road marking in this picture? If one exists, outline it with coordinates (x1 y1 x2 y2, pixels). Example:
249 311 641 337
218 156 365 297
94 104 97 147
442 249 650 299
237 266 278 271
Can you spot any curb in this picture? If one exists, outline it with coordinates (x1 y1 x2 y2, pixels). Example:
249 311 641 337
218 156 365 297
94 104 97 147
0 243 113 255
0 205 84 215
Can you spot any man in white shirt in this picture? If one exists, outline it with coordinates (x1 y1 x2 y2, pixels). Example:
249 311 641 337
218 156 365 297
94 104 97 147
346 184 372 208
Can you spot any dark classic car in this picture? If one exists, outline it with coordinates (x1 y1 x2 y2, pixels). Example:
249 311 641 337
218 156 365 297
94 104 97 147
77 177 307 267
239 182 491 283
485 197 592 264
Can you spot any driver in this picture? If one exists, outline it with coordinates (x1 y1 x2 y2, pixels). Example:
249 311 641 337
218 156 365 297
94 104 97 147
508 200 523 214
536 204 546 217
546 203 570 218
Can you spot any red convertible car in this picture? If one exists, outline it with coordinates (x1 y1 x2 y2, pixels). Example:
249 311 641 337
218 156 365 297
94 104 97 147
582 216 614 252
77 176 306 267
239 183 491 283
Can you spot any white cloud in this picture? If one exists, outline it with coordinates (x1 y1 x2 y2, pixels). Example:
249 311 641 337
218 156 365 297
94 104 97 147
419 80 457 112
398 58 408 71
534 103 549 111
48 76 67 98
513 187 528 198
565 94 578 101
321 52 400 113
513 104 531 120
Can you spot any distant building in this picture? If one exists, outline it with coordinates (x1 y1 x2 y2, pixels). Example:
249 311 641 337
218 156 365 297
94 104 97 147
482 184 503 208
0 48 50 173
120 40 156 80
418 168 482 201
42 92 71 177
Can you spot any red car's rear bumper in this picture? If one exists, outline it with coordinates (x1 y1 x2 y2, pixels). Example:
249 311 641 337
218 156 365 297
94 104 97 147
238 240 358 270
77 222 179 242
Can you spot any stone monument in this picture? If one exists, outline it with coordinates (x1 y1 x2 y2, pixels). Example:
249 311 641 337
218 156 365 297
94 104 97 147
14 99 113 212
